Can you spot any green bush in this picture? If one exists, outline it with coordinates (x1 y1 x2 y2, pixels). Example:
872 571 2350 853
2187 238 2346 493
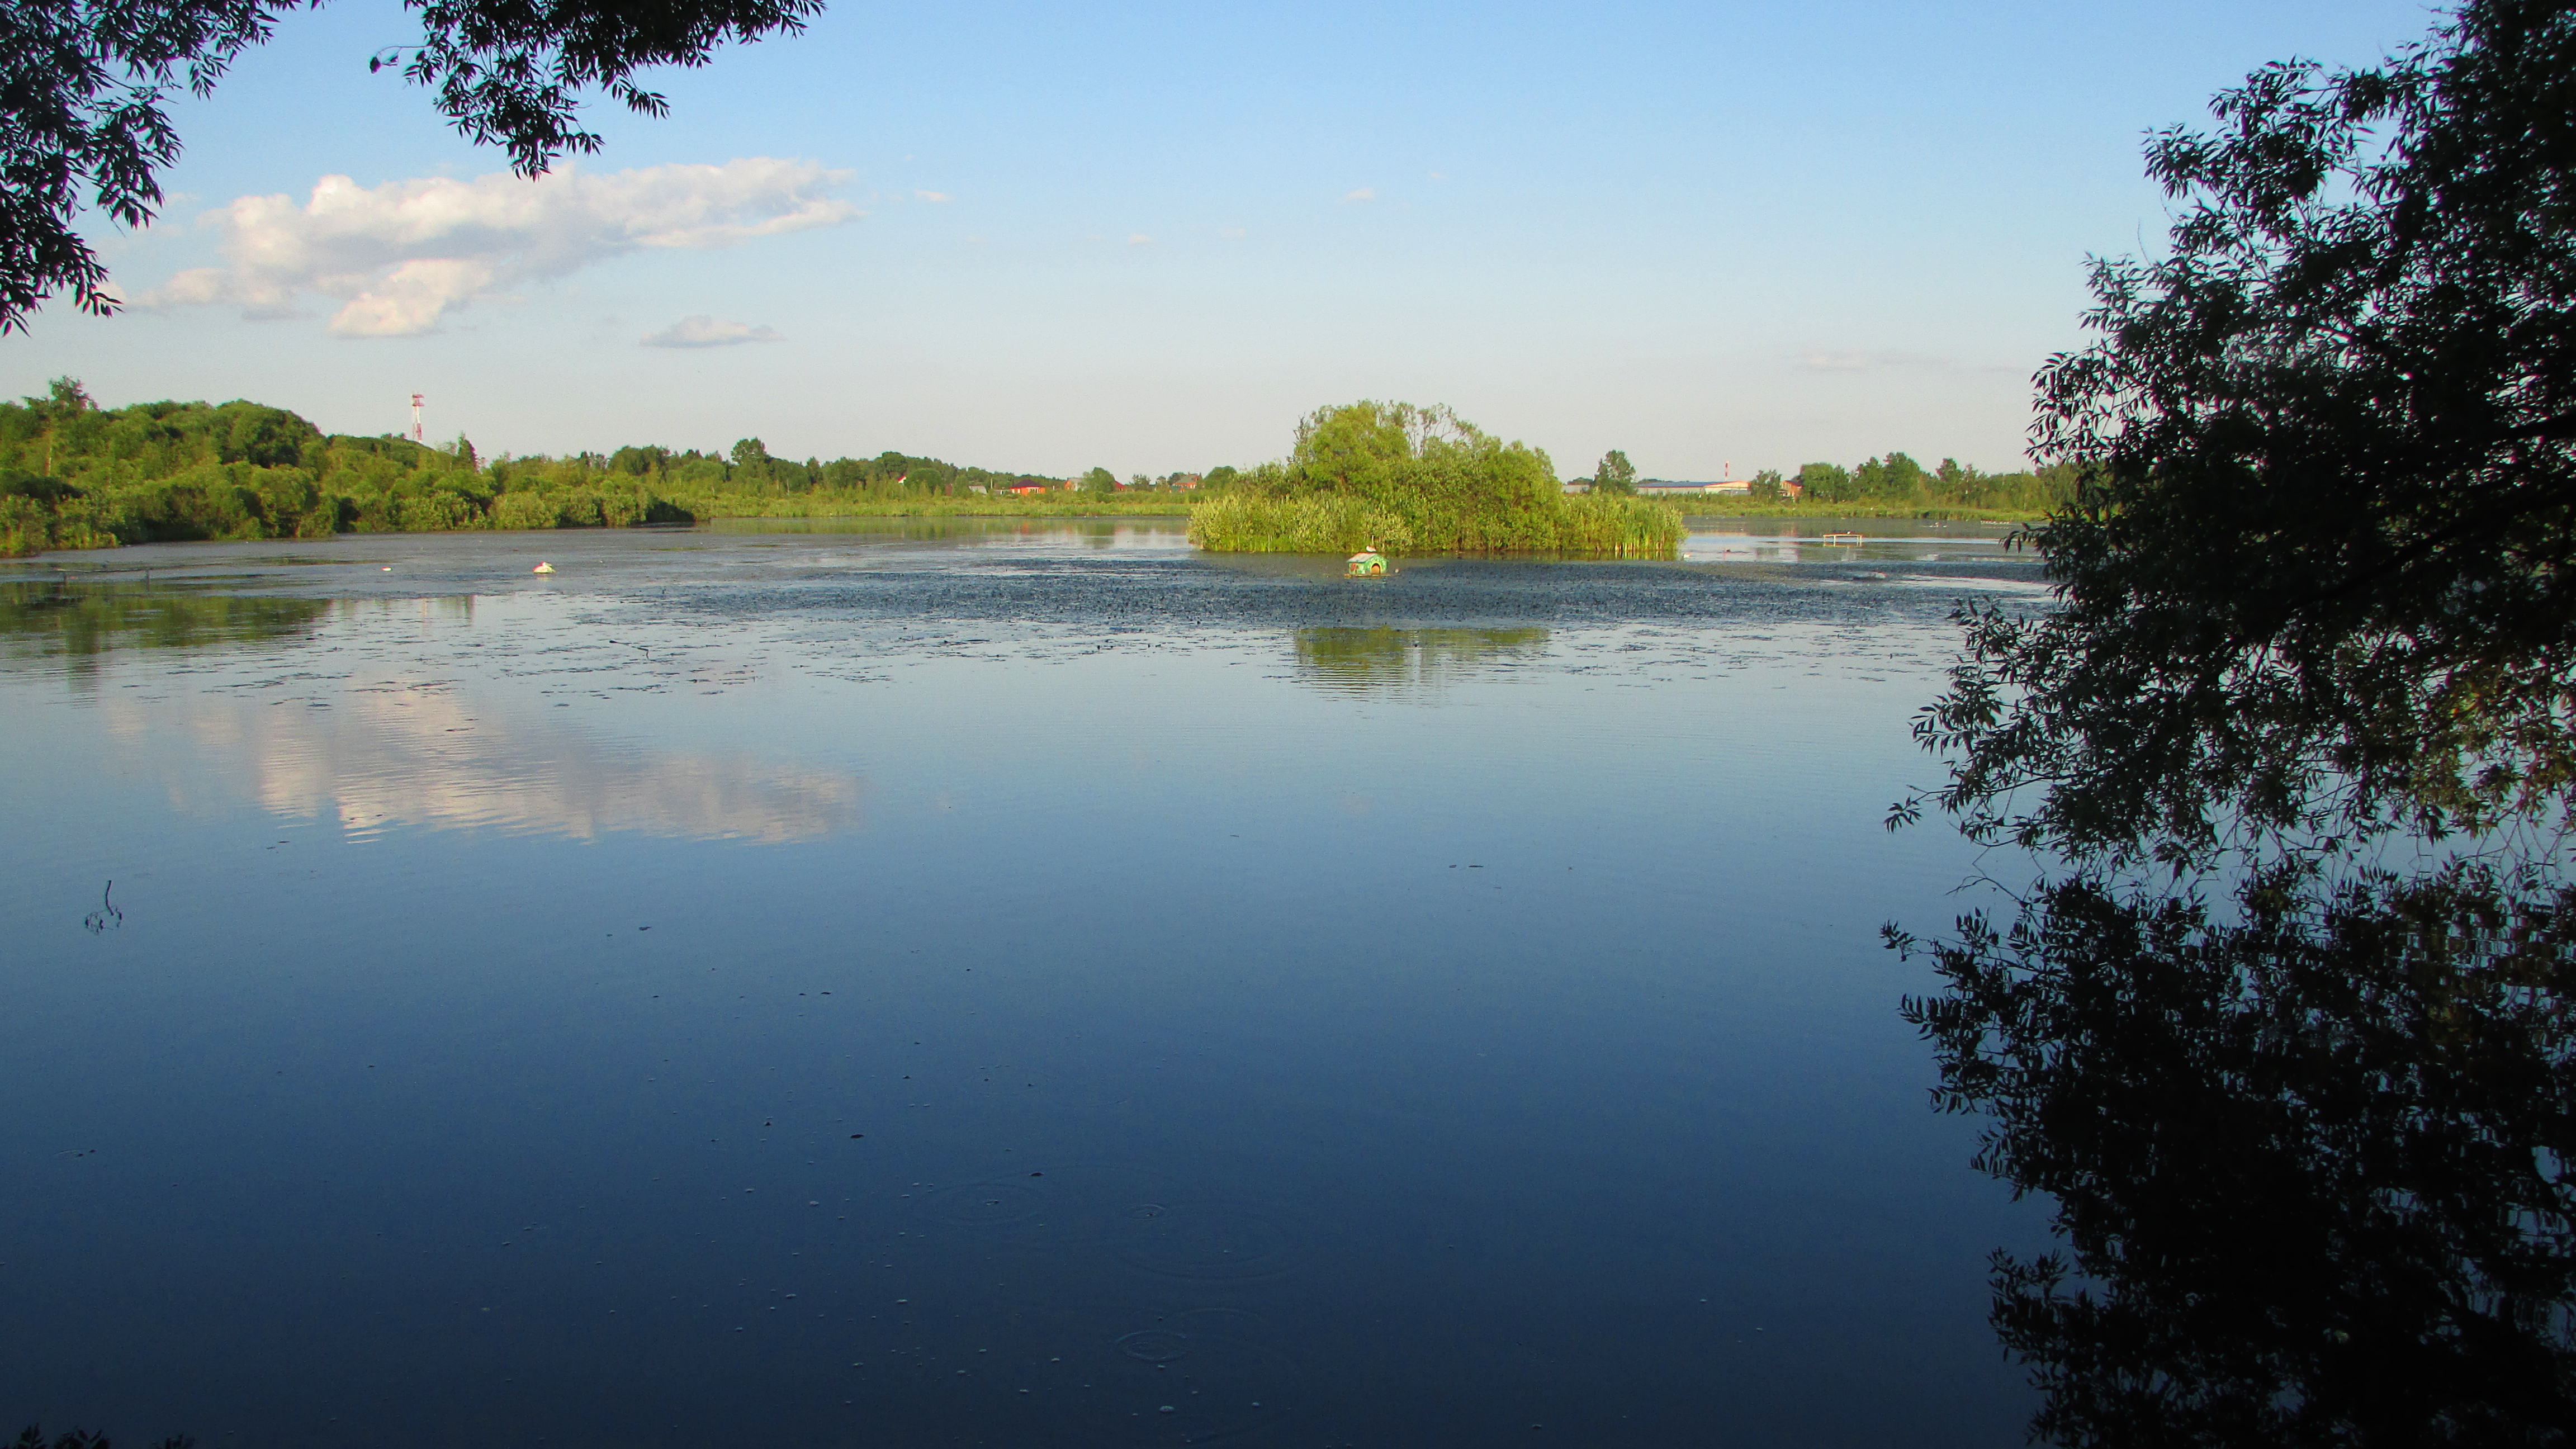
394 490 482 532
1187 402 1682 558
489 491 560 530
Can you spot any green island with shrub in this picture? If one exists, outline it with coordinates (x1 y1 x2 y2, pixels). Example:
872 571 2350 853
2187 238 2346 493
1186 401 1682 558
0 379 2045 560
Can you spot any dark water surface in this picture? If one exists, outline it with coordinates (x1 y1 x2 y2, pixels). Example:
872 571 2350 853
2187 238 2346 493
2 522 2052 1447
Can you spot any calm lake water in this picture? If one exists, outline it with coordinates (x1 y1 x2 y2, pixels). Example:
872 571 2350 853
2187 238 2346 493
2 520 2055 1448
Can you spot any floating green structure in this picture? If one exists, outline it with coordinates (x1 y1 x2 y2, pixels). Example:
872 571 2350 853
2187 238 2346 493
1346 550 1388 577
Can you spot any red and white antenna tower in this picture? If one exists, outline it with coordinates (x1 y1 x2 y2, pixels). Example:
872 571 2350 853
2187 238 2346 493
409 392 425 443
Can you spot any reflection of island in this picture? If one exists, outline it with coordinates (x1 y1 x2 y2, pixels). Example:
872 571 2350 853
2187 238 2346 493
1908 870 2576 1443
124 679 863 844
1291 626 1548 693
0 584 330 674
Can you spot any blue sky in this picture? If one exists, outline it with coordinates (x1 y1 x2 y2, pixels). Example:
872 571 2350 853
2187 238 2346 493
8 0 2444 479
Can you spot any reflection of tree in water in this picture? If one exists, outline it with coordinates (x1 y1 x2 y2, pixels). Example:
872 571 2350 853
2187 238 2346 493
1900 864 2576 1444
1291 626 1547 693
0 581 329 666
1877 4 2576 1440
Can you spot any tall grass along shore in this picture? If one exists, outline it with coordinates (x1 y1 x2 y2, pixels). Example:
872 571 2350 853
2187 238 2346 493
1187 487 1681 557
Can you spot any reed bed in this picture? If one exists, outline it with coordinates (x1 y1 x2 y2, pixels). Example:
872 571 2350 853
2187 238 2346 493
1188 489 1682 559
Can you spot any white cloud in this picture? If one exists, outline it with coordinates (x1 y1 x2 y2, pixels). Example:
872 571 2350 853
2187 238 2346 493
1341 187 1376 203
1127 233 1153 246
913 190 953 202
143 158 858 338
641 315 784 348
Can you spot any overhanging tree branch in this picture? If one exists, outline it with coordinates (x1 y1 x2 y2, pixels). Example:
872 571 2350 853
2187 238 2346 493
0 0 824 332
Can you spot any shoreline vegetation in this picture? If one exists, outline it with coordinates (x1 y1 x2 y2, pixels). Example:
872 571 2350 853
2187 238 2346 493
1672 500 2044 522
0 382 2047 560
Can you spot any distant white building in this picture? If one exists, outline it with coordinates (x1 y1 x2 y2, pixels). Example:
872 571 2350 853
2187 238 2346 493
1636 479 1749 495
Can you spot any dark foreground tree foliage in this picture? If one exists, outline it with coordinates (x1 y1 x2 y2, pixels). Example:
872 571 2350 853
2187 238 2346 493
1892 2 2576 1442
0 0 823 332
1911 0 2576 869
12 1424 193 1449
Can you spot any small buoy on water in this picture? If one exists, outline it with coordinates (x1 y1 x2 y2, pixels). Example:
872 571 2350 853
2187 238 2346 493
533 561 555 574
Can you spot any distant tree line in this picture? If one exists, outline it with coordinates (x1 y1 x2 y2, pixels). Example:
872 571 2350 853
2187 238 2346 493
1570 446 2085 512
1779 453 2083 510
0 383 1222 557
595 435 1073 500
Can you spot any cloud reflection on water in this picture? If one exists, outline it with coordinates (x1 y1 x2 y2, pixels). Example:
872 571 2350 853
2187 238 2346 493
217 686 866 843
0 588 867 843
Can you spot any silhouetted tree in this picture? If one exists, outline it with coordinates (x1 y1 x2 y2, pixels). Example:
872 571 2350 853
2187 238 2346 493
1893 3 2576 1441
0 0 826 331
1906 0 2576 865
12 1422 195 1449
